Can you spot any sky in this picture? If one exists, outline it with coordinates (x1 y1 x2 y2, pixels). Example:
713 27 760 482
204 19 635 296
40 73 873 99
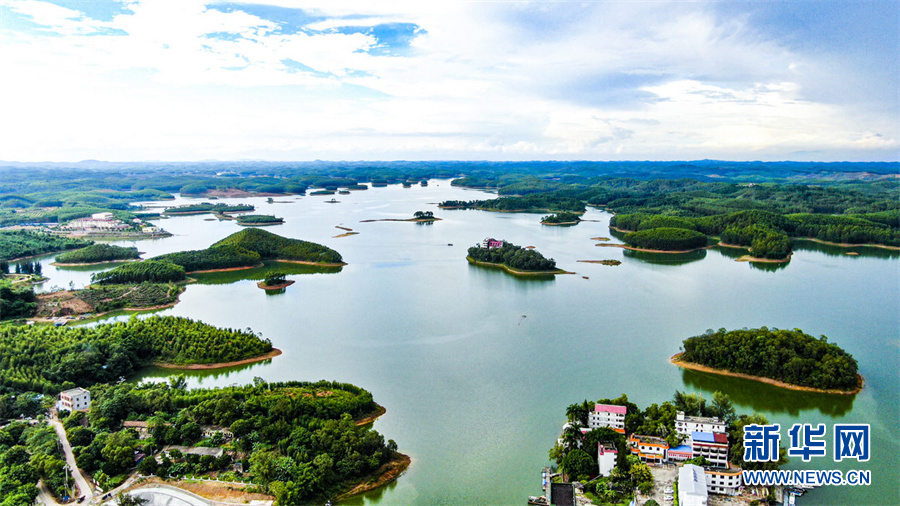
0 0 897 162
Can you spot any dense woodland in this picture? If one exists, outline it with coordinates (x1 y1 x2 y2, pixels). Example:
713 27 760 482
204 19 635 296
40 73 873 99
623 227 709 251
680 327 859 391
0 422 71 504
0 231 91 262
0 281 38 321
163 203 254 214
467 241 558 272
550 391 786 503
91 259 186 284
211 228 343 264
541 212 581 224
154 244 262 272
55 244 140 264
0 316 272 394
236 214 284 225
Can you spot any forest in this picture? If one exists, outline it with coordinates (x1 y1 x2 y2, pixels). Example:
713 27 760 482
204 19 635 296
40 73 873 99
0 280 38 321
0 421 70 504
163 203 254 214
467 241 558 272
0 231 91 262
541 212 581 224
550 391 786 504
236 214 284 225
210 228 343 264
65 379 398 504
0 315 273 394
91 259 186 284
55 244 140 264
680 327 859 391
622 227 709 251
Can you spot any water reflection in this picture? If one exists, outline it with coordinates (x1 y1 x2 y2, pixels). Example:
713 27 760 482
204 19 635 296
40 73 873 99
341 475 401 506
134 359 274 384
748 260 790 272
793 239 900 259
680 369 855 417
189 261 342 285
264 287 286 296
467 263 558 282
622 249 707 265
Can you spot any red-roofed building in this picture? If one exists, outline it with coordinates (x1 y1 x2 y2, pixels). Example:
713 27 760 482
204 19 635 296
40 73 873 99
588 404 626 433
482 238 505 248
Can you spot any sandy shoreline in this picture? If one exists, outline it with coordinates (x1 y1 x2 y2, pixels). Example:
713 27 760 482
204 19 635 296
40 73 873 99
795 237 900 251
257 280 295 290
355 404 387 426
670 353 863 395
152 348 283 370
336 453 412 501
542 221 579 226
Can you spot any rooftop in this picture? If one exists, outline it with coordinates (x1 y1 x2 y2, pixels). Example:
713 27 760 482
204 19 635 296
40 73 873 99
594 404 627 415
677 411 723 424
692 431 729 444
60 387 89 396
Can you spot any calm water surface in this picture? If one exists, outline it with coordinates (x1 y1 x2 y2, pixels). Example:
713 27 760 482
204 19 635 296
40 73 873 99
33 181 899 505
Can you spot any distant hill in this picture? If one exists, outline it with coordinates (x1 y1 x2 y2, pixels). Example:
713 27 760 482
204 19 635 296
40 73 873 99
211 228 343 264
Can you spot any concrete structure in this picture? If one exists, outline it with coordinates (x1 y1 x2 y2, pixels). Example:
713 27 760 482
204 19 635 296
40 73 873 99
58 387 91 412
588 404 626 433
123 420 151 438
667 444 694 462
92 212 114 220
597 442 618 477
629 434 668 463
676 412 726 435
679 464 709 506
482 238 504 248
62 216 129 231
691 431 729 467
704 466 742 496
163 445 224 459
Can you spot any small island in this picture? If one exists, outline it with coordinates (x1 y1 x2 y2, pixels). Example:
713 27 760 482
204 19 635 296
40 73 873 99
54 243 141 265
673 327 862 394
620 227 709 252
467 238 565 275
541 212 582 225
163 202 254 215
257 271 294 290
236 214 285 226
360 211 442 223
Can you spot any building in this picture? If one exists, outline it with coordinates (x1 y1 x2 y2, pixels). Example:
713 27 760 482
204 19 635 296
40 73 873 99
58 387 91 412
691 431 729 467
597 442 618 477
704 466 742 496
675 412 726 435
482 238 504 248
123 421 150 438
629 434 669 463
679 464 709 506
91 212 114 220
667 444 694 462
588 404 626 433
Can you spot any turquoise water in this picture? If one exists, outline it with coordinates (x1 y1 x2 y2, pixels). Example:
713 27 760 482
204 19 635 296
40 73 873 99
32 181 899 504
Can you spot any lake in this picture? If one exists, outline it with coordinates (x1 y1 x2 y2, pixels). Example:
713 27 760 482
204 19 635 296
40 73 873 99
32 181 899 505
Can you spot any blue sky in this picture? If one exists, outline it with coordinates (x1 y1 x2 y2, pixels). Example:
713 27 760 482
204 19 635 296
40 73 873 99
0 0 896 161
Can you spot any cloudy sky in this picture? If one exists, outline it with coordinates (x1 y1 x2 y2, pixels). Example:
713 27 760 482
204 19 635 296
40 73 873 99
0 0 897 162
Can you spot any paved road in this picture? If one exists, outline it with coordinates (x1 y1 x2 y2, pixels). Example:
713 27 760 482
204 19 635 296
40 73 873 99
49 414 94 502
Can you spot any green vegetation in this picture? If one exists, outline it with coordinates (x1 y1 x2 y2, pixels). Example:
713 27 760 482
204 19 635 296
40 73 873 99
0 422 72 503
155 244 262 272
441 193 586 213
55 244 140 264
163 203 254 214
0 280 38 320
236 214 284 225
467 241 558 272
680 327 859 391
0 230 92 261
623 227 709 251
0 316 273 394
541 212 581 224
413 211 435 220
212 228 343 264
262 272 287 286
73 283 182 313
91 259 186 284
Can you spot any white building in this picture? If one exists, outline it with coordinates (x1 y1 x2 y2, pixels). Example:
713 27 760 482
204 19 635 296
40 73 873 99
588 404 626 433
59 387 91 412
91 212 114 220
597 442 618 477
705 466 742 496
675 412 726 435
691 431 729 467
679 464 709 506
629 434 668 463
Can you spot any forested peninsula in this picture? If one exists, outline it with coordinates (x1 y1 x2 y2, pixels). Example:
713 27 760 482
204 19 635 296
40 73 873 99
675 327 861 393
0 230 92 261
54 244 140 264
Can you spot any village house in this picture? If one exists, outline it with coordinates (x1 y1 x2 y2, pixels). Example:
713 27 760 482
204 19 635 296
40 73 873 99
587 404 626 433
675 411 726 435
58 387 91 412
690 431 729 467
597 442 618 477
629 434 669 463
482 237 504 248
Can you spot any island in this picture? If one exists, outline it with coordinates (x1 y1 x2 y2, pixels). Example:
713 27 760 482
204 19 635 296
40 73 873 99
619 227 710 252
257 271 294 290
541 212 582 225
544 391 786 506
0 230 92 262
359 211 441 223
673 327 862 394
467 239 565 275
236 214 285 226
53 244 140 265
0 316 407 505
163 202 254 215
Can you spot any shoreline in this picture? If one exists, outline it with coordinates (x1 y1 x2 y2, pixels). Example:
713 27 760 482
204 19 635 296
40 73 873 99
151 348 283 370
237 221 284 227
187 264 262 274
596 243 712 254
735 254 792 263
359 218 442 223
257 280 295 290
466 256 567 276
795 237 900 251
355 403 387 426
541 221 580 226
670 353 863 395
336 453 412 501
52 258 140 266
275 259 347 267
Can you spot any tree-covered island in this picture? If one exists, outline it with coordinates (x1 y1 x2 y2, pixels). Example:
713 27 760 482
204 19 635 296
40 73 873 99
467 240 564 275
163 203 254 215
54 244 141 264
541 212 582 225
0 230 92 262
674 327 861 393
236 214 285 226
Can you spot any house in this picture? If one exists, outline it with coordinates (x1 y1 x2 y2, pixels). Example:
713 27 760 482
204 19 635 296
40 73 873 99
201 425 233 440
597 442 618 477
629 434 668 463
667 444 694 462
704 465 742 495
58 387 91 412
675 412 726 435
587 404 626 433
691 431 729 467
482 238 504 248
679 464 709 506
123 421 151 438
